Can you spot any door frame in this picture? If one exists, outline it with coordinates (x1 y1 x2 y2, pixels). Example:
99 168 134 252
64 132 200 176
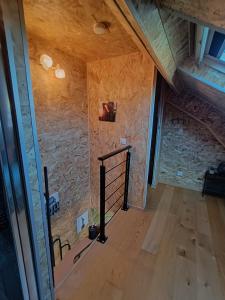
0 1 54 298
148 71 163 186
144 69 165 208
151 76 165 187
0 23 39 299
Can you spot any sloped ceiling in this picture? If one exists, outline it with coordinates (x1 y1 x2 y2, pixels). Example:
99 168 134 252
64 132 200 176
156 0 225 111
114 0 190 87
157 7 189 66
24 0 225 110
126 0 224 110
177 57 225 109
177 68 225 110
23 0 138 62
158 0 225 32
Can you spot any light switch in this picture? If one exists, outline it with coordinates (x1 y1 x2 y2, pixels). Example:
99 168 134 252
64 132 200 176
120 137 127 145
76 210 89 234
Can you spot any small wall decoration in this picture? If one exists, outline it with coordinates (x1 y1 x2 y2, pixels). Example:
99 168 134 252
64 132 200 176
99 101 117 122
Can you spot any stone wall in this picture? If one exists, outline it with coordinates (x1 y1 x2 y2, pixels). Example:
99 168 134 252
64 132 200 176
159 98 225 191
28 37 90 248
87 52 155 209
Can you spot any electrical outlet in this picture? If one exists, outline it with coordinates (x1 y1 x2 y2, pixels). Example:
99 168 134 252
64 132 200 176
76 210 89 234
176 171 183 177
120 137 127 145
48 192 60 216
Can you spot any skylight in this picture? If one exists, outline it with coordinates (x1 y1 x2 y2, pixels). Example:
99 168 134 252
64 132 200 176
220 51 225 62
208 31 225 63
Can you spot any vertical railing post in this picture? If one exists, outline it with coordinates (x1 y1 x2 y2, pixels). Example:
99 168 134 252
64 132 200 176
122 150 131 211
44 166 55 285
97 163 107 243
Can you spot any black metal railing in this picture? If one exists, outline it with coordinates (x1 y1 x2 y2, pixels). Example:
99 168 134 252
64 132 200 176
97 145 131 243
52 236 71 262
44 166 55 284
44 166 71 285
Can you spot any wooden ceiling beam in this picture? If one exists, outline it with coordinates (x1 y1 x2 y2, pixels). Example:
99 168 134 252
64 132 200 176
105 0 177 88
158 0 225 33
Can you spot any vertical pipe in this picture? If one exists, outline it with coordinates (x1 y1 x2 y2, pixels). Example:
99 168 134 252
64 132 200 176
97 164 107 243
43 166 55 285
53 238 62 261
122 151 131 211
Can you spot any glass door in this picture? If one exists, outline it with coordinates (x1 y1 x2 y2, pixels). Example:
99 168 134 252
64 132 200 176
0 170 24 300
0 18 39 299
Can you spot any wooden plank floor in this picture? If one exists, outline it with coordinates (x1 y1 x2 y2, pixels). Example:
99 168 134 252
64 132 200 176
56 184 225 300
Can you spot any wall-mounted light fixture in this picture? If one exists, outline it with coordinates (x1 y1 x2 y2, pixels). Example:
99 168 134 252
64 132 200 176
55 64 66 79
40 54 65 79
40 54 53 70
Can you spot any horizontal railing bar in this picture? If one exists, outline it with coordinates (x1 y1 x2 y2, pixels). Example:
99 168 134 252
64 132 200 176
106 204 122 226
105 171 126 188
61 242 71 251
105 182 125 202
98 145 132 162
105 194 124 214
106 160 126 174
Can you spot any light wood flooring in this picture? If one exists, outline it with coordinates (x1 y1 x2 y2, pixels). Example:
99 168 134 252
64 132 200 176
56 184 225 300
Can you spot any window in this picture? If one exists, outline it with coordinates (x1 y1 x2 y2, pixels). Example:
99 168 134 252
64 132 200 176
208 31 225 62
220 51 225 62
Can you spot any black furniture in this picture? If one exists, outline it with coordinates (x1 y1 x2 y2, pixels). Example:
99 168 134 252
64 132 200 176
202 171 225 198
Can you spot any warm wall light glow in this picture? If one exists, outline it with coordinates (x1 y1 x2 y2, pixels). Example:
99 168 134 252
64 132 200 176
40 55 65 79
55 66 65 79
40 54 53 70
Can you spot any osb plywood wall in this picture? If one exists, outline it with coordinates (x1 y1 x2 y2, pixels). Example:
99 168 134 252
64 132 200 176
159 100 225 191
88 52 155 209
28 37 90 247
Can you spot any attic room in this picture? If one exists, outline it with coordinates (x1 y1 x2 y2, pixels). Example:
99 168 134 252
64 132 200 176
0 0 225 300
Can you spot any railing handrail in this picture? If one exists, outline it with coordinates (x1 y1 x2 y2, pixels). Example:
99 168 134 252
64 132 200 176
97 145 131 244
98 145 132 162
44 166 70 284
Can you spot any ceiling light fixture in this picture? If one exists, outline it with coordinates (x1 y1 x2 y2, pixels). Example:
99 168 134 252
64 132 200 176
93 22 109 35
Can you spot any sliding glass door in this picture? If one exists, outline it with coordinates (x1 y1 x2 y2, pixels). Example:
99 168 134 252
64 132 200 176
0 170 24 300
0 22 39 299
